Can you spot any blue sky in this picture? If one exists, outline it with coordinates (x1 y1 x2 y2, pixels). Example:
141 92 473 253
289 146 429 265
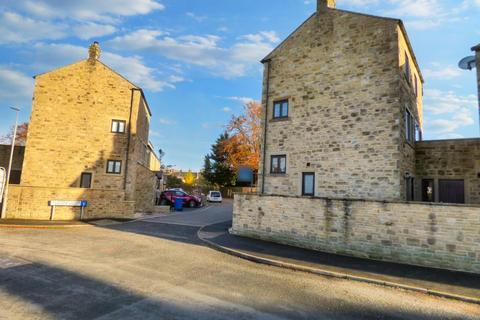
0 0 479 170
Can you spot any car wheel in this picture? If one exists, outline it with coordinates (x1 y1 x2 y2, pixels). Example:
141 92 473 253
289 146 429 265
189 200 196 208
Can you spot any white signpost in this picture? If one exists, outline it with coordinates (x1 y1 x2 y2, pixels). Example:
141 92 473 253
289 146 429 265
48 200 88 221
0 167 5 204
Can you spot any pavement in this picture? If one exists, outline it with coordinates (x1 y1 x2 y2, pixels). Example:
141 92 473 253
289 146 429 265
198 221 480 304
0 199 478 319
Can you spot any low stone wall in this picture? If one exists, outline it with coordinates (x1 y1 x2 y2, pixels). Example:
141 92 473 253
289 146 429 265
5 185 134 220
232 194 480 273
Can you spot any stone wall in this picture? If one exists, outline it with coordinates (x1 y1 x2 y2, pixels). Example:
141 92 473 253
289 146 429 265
6 185 134 220
258 8 423 202
232 194 480 273
4 56 157 220
134 164 156 213
415 139 480 204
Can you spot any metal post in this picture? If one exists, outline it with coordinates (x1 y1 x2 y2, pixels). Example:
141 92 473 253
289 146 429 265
472 44 480 135
1 107 20 219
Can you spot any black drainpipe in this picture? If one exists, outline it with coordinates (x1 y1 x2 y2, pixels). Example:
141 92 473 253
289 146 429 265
261 59 271 194
124 88 138 191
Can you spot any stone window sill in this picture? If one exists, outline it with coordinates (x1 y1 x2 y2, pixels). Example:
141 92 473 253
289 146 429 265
269 117 290 123
267 173 288 177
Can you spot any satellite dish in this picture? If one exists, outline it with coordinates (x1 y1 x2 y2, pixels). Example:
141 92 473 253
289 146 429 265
458 55 476 70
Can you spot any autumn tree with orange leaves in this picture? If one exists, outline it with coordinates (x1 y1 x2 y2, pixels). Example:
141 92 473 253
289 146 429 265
222 101 261 173
1 122 28 146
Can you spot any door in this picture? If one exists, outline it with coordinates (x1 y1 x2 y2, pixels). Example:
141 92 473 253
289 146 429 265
421 179 434 202
439 180 465 204
302 173 315 196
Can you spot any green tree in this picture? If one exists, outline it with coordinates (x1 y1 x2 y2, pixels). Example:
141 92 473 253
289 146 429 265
202 133 236 187
165 175 183 189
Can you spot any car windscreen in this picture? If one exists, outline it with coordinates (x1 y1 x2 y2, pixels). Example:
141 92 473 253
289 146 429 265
211 192 221 197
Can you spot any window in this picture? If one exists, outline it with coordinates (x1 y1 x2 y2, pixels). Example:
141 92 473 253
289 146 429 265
302 173 315 196
273 100 289 119
405 109 413 142
421 179 434 202
111 120 126 133
270 155 286 174
106 160 122 174
415 123 422 142
405 108 419 143
414 74 418 97
80 172 92 188
404 51 411 82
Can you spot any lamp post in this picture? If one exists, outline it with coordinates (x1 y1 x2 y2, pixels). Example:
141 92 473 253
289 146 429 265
1 107 21 219
459 44 480 134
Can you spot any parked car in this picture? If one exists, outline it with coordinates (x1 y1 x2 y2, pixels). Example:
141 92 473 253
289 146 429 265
160 190 202 208
207 191 223 203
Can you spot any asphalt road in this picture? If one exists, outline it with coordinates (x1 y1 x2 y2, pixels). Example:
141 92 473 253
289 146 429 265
0 200 478 320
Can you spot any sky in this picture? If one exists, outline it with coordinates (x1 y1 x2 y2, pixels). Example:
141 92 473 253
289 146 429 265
0 0 479 171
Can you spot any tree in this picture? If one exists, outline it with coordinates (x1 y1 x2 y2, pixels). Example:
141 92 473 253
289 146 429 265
223 101 261 173
202 133 236 187
184 170 196 186
1 122 28 146
165 175 183 189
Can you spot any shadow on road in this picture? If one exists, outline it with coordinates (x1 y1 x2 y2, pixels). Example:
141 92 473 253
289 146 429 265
202 222 480 300
106 221 203 246
0 259 469 319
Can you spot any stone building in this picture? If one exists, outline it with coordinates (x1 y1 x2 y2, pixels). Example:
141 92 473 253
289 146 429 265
257 0 478 205
232 1 480 273
0 43 160 220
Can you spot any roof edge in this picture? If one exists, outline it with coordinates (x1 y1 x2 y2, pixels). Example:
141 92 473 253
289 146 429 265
261 12 316 63
260 8 424 83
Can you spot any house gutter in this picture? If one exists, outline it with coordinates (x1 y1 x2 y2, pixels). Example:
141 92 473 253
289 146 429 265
261 59 271 194
124 88 138 191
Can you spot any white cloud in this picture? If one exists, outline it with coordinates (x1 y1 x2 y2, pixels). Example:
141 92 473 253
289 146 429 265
159 118 176 125
227 97 255 105
73 22 116 40
426 108 474 137
0 11 66 43
186 12 207 22
423 88 477 139
0 66 34 102
222 107 232 113
341 0 379 5
108 30 279 78
382 0 470 30
386 0 442 18
0 0 163 42
423 65 463 80
31 43 182 92
7 0 164 22
424 89 477 115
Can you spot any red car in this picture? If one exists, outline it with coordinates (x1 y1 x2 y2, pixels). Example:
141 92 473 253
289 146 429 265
160 189 202 208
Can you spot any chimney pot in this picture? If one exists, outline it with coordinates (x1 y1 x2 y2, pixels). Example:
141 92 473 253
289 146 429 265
317 0 336 11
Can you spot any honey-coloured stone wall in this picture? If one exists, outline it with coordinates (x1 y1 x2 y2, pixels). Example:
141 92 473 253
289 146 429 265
232 194 480 273
258 8 423 202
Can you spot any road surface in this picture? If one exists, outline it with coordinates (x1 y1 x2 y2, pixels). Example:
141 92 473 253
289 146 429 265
0 200 478 319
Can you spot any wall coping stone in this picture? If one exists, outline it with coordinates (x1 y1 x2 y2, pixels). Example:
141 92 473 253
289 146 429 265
234 193 480 209
417 138 480 144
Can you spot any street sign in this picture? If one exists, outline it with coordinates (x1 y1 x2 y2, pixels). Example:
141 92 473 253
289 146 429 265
49 200 88 207
237 167 254 183
0 167 5 204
